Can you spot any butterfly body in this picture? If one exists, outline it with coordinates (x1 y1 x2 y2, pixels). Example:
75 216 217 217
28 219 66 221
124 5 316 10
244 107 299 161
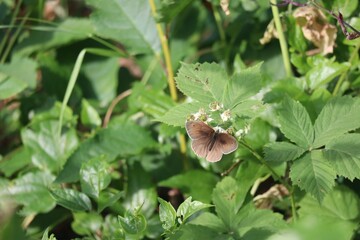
185 121 238 162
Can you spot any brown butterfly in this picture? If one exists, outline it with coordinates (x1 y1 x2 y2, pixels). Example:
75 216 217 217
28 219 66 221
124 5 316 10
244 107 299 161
185 121 238 162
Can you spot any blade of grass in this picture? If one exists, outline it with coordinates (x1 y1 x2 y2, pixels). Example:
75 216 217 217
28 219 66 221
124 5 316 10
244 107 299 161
57 49 86 137
1 11 31 63
0 0 23 59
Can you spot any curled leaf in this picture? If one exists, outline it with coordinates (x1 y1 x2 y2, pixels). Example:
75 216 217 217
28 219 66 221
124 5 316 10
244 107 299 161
293 6 337 55
220 0 230 15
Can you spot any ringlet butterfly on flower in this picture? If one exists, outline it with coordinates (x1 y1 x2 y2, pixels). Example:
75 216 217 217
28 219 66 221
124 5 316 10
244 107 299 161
185 121 238 162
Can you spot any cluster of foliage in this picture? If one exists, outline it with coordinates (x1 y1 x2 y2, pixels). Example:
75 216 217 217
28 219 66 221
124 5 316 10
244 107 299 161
0 0 359 239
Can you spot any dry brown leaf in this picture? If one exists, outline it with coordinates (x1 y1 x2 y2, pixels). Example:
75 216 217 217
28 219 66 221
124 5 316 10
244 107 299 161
293 6 337 55
260 19 278 45
220 0 231 16
254 184 289 209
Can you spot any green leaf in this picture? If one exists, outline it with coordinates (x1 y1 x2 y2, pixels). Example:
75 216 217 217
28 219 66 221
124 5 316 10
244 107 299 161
87 0 160 54
212 177 248 229
80 99 102 128
72 212 102 236
50 188 92 211
313 96 360 148
0 57 37 99
21 120 79 172
80 156 111 199
324 134 360 181
156 101 205 127
296 185 359 240
278 96 314 148
14 18 95 56
176 197 212 224
97 189 123 213
299 185 360 221
56 120 156 183
159 170 219 203
82 58 119 106
157 0 193 23
41 228 57 240
171 224 229 240
264 142 306 162
118 209 147 235
158 198 177 230
175 62 228 103
223 63 262 108
331 0 358 18
0 147 31 177
306 61 349 90
231 99 266 119
123 163 157 218
236 205 287 237
290 151 336 202
5 172 56 215
188 212 226 232
129 82 175 118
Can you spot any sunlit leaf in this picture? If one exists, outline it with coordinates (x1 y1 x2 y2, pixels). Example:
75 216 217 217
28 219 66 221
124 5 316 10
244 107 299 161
87 0 160 54
264 142 306 163
278 96 314 148
176 197 212 224
6 172 56 215
290 151 336 202
324 134 360 181
80 155 111 199
50 188 92 212
158 198 177 230
313 96 360 148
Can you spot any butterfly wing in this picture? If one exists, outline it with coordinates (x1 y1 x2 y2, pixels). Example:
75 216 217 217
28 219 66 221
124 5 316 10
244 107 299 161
217 133 238 154
185 121 238 162
205 140 224 162
191 137 212 159
185 121 214 140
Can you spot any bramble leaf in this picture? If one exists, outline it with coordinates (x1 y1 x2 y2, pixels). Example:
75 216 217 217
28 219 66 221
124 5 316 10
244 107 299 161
222 63 262 108
175 62 228 104
290 151 336 202
313 96 360 148
278 96 314 148
264 142 306 163
212 177 247 229
324 134 360 181
156 101 206 127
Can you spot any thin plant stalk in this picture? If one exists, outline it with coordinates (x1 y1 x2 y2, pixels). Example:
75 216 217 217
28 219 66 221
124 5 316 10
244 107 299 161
148 0 188 168
270 0 293 77
333 41 360 96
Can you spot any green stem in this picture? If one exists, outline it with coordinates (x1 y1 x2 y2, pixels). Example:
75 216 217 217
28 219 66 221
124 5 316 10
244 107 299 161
91 35 127 57
333 41 360 96
0 0 23 59
148 0 189 169
213 7 226 43
239 140 297 221
270 0 293 77
1 11 31 63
